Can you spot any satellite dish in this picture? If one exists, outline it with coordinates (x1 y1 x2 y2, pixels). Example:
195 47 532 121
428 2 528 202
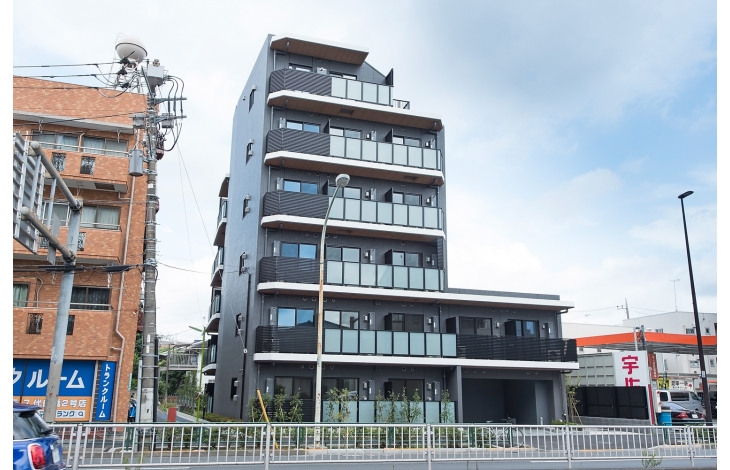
116 36 147 62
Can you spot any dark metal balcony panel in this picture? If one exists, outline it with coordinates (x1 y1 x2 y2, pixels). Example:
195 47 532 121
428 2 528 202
266 128 330 156
259 257 320 284
256 326 317 354
456 335 577 363
269 69 332 96
263 191 329 219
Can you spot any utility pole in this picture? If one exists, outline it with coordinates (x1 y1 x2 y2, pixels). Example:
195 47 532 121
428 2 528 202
139 60 162 423
624 298 630 320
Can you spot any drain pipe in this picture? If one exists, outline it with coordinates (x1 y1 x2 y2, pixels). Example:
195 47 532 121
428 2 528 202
109 176 136 422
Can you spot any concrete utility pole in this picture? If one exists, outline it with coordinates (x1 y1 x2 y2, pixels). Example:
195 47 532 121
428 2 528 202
20 142 83 423
139 61 161 423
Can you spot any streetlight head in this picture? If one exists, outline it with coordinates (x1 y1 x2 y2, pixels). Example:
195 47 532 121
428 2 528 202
335 174 350 188
678 191 694 199
189 325 202 332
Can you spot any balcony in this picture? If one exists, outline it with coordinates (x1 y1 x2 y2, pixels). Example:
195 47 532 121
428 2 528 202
203 340 217 376
211 247 224 287
15 226 123 264
270 69 394 107
262 191 445 242
265 129 444 185
214 199 227 247
259 257 444 292
254 326 578 368
208 293 221 335
31 144 130 193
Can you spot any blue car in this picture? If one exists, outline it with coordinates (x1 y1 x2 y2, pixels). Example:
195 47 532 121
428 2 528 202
13 402 65 470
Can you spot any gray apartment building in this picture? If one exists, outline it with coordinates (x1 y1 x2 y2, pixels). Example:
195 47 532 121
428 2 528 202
205 34 578 424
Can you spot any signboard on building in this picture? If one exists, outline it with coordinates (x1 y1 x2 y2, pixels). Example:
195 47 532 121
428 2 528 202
647 353 659 380
94 361 117 421
13 359 96 421
612 350 650 387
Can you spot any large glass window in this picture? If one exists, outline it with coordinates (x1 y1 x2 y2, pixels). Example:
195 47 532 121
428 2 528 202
288 64 312 72
82 136 128 155
283 179 318 194
460 317 493 335
70 287 110 310
80 206 121 230
324 310 361 330
274 377 312 399
322 378 359 398
276 308 315 327
392 136 421 147
504 319 539 338
281 242 316 259
386 313 423 332
13 284 29 307
388 379 424 400
286 120 319 133
32 132 79 151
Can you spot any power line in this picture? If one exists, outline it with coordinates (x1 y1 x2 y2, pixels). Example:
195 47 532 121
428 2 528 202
176 145 214 252
14 61 119 68
15 73 111 78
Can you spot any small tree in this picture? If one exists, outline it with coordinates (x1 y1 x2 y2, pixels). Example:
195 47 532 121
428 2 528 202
273 392 287 422
325 387 354 423
440 389 454 423
387 388 398 424
247 393 271 422
410 388 423 423
374 390 387 423
288 392 303 423
565 376 582 424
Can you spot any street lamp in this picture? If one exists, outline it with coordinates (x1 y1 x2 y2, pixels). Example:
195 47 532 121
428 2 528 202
314 174 349 440
189 325 206 423
677 191 713 424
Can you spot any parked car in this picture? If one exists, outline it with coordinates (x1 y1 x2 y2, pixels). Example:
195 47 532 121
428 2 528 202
657 389 704 413
662 402 705 425
13 402 65 470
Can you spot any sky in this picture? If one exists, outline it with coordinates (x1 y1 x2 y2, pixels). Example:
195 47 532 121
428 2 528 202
11 0 720 343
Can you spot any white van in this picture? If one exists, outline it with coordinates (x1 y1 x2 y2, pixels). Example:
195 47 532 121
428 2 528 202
657 390 704 413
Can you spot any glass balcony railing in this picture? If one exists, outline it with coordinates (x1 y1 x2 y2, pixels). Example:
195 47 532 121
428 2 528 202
217 200 228 226
211 247 224 277
266 128 443 172
209 294 221 319
255 326 578 363
259 257 444 291
331 76 392 106
263 191 444 231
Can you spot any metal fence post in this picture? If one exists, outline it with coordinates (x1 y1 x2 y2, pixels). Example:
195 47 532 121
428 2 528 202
71 423 83 470
565 424 572 469
426 424 432 470
264 422 271 470
687 425 695 468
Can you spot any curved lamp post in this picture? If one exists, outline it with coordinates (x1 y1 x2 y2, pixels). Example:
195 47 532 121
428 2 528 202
189 325 206 422
678 191 713 424
314 174 349 441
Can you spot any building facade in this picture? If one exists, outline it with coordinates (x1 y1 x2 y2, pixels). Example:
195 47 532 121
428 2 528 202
13 77 146 422
209 35 578 424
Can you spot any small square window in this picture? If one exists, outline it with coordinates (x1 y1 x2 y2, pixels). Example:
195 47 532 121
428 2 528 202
249 88 255 111
51 153 66 172
66 315 75 335
705 327 711 334
80 156 95 175
27 313 43 334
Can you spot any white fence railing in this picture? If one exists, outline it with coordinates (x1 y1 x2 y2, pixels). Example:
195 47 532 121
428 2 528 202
51 422 717 469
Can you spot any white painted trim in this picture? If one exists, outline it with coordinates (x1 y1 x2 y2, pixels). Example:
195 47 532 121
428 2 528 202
253 353 579 371
265 151 444 182
257 281 574 310
13 111 134 133
270 34 369 55
267 90 442 125
260 215 446 240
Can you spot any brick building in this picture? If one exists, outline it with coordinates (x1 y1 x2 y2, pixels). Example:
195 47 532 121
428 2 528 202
13 76 147 422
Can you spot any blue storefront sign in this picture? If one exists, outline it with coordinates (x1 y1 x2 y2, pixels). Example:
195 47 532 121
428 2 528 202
94 361 117 420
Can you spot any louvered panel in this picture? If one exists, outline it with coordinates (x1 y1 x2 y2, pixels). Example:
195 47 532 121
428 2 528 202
269 69 331 96
262 191 329 219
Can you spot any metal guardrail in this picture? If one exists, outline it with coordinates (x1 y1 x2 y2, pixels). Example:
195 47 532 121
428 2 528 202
51 422 716 469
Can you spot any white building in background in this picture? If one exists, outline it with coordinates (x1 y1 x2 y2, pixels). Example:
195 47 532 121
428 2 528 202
563 310 717 392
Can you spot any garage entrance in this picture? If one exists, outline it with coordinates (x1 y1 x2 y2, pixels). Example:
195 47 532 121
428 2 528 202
462 378 554 425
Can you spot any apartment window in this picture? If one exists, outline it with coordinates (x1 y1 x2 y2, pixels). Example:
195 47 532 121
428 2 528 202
459 317 493 336
249 88 255 111
82 136 127 155
27 313 43 334
685 328 695 335
504 319 539 338
689 360 700 368
281 242 316 259
387 191 421 206
276 308 315 327
386 313 424 332
81 206 121 230
80 156 95 175
327 185 361 199
275 377 312 399
66 315 75 335
326 246 360 262
31 132 79 151
330 72 357 80
246 141 253 163
392 136 421 147
283 179 318 194
705 327 711 334
329 127 361 139
385 250 421 267
324 310 360 329
322 378 359 398
51 153 66 172
387 379 423 400
288 64 312 72
13 283 29 307
70 287 110 310
41 201 70 227
286 120 319 133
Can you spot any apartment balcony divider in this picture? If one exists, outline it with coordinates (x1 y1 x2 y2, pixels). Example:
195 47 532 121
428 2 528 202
255 326 577 363
266 128 442 171
263 191 443 230
259 256 444 291
269 68 393 107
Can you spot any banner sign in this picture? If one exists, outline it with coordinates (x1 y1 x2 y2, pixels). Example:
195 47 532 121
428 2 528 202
94 361 117 420
647 353 659 380
13 359 95 421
